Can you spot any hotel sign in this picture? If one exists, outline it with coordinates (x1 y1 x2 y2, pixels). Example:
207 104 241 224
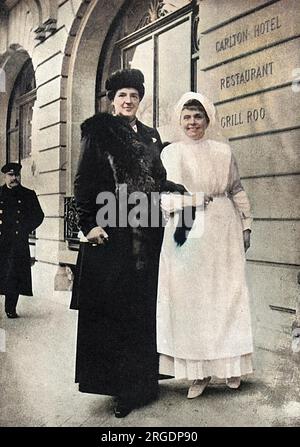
216 88 299 139
199 38 300 102
199 0 300 69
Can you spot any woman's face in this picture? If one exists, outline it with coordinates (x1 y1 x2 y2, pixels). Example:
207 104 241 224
180 107 208 140
112 88 140 120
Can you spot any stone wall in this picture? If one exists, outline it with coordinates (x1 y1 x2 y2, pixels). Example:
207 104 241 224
198 0 300 351
0 0 91 301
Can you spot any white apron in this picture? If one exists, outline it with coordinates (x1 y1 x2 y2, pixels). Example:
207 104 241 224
157 139 253 370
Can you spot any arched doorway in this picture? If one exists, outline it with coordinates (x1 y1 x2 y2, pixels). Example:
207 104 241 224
6 59 36 163
64 0 199 246
96 0 199 139
5 57 37 252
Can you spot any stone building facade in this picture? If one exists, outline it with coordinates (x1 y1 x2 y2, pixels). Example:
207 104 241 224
0 0 299 355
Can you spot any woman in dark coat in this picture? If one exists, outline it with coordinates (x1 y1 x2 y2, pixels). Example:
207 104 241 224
71 69 167 418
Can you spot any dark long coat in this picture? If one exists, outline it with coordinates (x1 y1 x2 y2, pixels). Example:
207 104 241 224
0 184 44 296
70 113 168 401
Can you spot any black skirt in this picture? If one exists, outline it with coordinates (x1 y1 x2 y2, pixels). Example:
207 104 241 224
71 227 164 402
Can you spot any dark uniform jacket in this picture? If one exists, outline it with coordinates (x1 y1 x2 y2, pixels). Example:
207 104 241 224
71 112 168 401
0 184 44 296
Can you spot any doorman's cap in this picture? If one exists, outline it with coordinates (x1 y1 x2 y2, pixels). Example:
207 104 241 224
1 162 22 174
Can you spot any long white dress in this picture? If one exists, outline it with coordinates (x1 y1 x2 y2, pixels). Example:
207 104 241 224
157 138 254 379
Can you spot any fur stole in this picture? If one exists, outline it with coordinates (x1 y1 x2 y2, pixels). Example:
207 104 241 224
81 113 162 195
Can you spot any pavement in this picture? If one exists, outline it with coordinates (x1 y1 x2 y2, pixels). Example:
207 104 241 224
0 295 300 427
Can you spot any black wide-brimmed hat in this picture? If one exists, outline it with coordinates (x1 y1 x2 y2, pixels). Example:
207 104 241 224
1 162 22 174
105 68 145 101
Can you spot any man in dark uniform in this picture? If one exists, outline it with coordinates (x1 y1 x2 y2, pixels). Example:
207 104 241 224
0 162 44 318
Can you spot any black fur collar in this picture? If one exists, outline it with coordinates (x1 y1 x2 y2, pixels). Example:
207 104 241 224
81 113 161 194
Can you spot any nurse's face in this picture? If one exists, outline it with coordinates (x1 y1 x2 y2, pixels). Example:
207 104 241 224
112 88 140 120
180 107 208 140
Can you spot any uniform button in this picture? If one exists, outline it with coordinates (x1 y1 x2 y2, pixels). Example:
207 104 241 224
16 220 19 224
0 210 2 213
0 220 2 224
18 200 22 203
16 231 19 234
17 210 21 214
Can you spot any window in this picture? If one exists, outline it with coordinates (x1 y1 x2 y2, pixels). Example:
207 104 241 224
96 0 199 138
65 0 199 246
6 59 36 162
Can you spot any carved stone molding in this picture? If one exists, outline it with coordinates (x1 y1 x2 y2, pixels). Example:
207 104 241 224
136 0 191 30
34 24 46 42
34 18 57 42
